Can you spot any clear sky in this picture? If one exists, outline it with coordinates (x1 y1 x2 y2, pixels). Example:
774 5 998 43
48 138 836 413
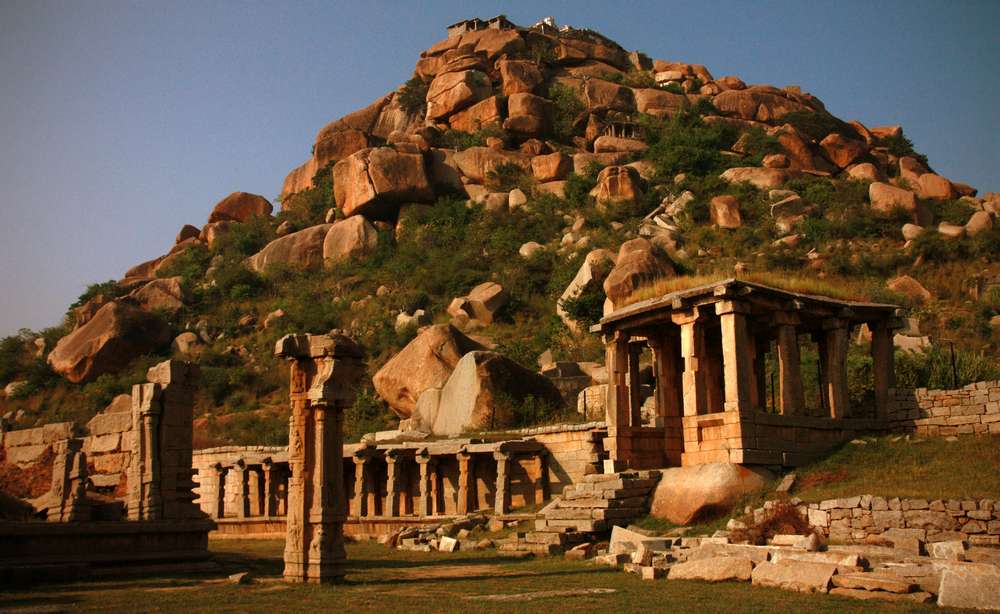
1 0 997 337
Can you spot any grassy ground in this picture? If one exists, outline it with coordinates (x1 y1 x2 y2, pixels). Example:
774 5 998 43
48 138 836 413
791 434 1000 502
0 539 946 613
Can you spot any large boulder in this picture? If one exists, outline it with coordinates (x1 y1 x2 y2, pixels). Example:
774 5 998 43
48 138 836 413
590 165 643 205
710 195 742 229
633 88 688 117
207 192 273 224
313 128 370 169
47 302 172 384
429 351 564 436
448 96 503 133
372 324 486 419
322 216 379 264
451 147 529 184
649 463 774 525
887 275 933 304
712 86 811 122
916 173 956 200
558 249 616 333
497 59 543 96
603 238 675 308
531 152 572 182
127 276 188 313
819 133 867 169
246 224 332 272
333 147 433 219
869 182 932 226
720 167 791 189
425 69 492 121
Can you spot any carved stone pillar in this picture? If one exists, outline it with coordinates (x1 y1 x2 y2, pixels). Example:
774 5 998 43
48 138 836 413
822 319 850 419
211 463 226 519
673 311 706 417
717 300 753 413
604 332 631 429
275 332 364 584
49 439 90 522
493 451 511 515
627 341 643 427
352 454 370 518
233 460 249 519
416 451 435 517
774 312 805 416
127 360 202 522
456 450 473 515
262 459 275 519
385 449 402 517
871 321 896 421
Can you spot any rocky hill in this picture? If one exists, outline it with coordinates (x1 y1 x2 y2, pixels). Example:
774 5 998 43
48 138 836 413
2 16 998 445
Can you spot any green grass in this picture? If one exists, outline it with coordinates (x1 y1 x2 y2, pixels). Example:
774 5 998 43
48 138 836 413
791 434 1000 502
0 539 941 613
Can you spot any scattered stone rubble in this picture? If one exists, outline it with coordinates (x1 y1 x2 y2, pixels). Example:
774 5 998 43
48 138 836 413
383 513 494 553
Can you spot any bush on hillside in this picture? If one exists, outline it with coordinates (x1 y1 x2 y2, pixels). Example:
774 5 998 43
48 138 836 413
642 110 737 178
548 83 586 143
397 77 429 116
896 345 1000 390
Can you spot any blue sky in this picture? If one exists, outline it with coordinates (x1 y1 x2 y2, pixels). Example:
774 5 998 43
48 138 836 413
1 0 997 336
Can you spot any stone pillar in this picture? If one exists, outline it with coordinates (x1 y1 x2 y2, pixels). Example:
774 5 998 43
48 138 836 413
673 311 706 416
456 450 473 515
416 451 435 517
233 460 249 519
493 452 511 515
262 460 275 519
530 452 549 506
822 319 850 419
352 454 370 518
208 463 226 519
49 439 90 522
385 449 402 517
604 332 631 428
717 301 754 413
275 332 364 584
127 360 202 522
774 313 805 416
627 341 643 427
871 321 896 421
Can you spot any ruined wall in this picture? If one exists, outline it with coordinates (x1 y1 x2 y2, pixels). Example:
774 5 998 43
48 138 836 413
2 422 71 467
191 445 286 516
83 394 133 494
754 496 1000 547
887 381 1000 437
518 421 606 494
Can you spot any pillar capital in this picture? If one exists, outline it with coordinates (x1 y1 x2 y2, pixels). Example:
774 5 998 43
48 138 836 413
714 299 750 316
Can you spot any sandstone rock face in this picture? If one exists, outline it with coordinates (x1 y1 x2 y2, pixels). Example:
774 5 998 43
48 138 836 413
633 88 688 117
720 167 791 189
246 224 333 272
322 216 379 264
372 324 486 418
532 152 572 182
497 59 543 96
47 302 171 384
431 351 563 436
668 556 754 582
314 128 370 169
965 210 993 236
448 96 503 133
426 69 492 120
846 162 882 182
887 275 932 304
603 238 675 308
207 192 273 224
128 277 188 313
869 182 932 226
591 166 643 204
819 133 867 169
649 463 774 524
558 249 616 333
333 147 433 219
504 92 551 136
710 195 742 229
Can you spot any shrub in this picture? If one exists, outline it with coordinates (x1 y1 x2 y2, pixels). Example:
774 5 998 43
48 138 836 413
642 110 737 178
875 131 929 167
548 83 585 143
729 501 816 545
660 82 684 95
558 282 606 330
895 345 1000 390
345 388 393 442
781 109 858 141
434 125 504 150
397 77 429 116
485 162 531 192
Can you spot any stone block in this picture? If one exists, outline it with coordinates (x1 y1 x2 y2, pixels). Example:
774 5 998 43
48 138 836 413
3 426 44 447
88 433 121 454
6 443 48 465
751 560 837 593
831 572 918 593
808 508 830 528
438 536 459 552
668 556 754 582
937 562 1000 610
927 540 967 561
828 588 933 603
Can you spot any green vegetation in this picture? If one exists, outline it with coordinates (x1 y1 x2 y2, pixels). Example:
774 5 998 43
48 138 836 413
781 109 857 141
433 126 505 151
547 83 585 143
792 434 1000 501
895 344 1000 390
641 110 737 178
397 77 429 116
0 539 940 613
875 130 929 167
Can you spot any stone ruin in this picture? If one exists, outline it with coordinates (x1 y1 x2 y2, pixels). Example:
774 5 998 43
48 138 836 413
0 360 214 581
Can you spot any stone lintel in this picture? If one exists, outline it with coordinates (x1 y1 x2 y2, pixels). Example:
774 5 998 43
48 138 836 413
274 332 364 360
714 299 750 316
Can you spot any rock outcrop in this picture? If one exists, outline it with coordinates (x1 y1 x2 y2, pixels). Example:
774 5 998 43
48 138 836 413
649 463 774 524
207 192 273 224
246 224 333 272
322 216 379 263
47 302 171 384
333 147 434 219
603 238 675 308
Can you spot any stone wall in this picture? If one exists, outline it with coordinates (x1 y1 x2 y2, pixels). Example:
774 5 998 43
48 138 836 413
191 445 286 517
504 421 606 494
757 495 1000 547
887 381 1000 436
1 422 72 466
83 394 133 493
